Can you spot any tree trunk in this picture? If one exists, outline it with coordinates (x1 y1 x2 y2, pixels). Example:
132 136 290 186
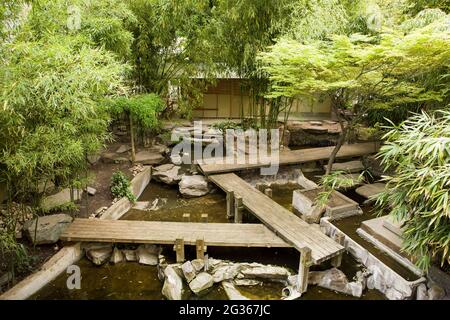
130 113 136 163
325 102 347 175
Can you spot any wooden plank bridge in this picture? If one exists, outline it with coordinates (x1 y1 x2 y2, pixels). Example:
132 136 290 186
59 141 365 294
60 219 290 248
198 142 379 175
209 173 344 265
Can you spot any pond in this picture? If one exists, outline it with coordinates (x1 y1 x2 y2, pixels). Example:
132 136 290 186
31 179 393 300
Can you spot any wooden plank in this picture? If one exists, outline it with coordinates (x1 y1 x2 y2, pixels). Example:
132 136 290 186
174 239 185 263
234 195 243 223
209 173 344 263
297 247 312 293
199 142 378 175
60 219 291 248
196 239 206 260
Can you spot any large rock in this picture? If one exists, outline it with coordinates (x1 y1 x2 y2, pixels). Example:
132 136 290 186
191 259 205 272
136 244 160 266
23 214 73 245
211 264 242 283
134 150 164 165
40 188 83 212
101 152 129 164
153 164 182 185
116 144 131 154
162 266 184 300
308 268 364 298
222 281 250 300
287 122 340 147
122 249 137 262
179 175 211 198
86 243 113 265
355 183 386 200
189 272 214 295
416 283 429 300
240 264 291 281
181 261 197 283
110 247 124 264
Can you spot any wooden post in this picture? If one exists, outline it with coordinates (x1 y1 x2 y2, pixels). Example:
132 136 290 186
331 233 344 268
182 213 190 222
297 247 312 294
174 238 185 263
264 188 273 198
256 183 265 193
200 213 208 223
226 191 234 219
234 195 243 223
204 254 209 272
196 239 207 260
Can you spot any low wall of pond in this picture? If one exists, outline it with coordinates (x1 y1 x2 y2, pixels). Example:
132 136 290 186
0 166 152 300
320 217 426 300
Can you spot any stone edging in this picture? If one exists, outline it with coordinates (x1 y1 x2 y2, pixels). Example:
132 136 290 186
0 166 152 300
320 217 426 300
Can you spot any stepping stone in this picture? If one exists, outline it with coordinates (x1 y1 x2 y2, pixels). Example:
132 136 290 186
134 150 164 165
360 216 403 254
325 160 364 173
383 216 404 237
41 188 83 211
116 145 131 154
23 214 73 245
133 201 151 210
355 183 386 199
101 152 129 164
86 186 97 196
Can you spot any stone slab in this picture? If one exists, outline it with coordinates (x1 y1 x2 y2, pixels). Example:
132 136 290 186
355 183 386 199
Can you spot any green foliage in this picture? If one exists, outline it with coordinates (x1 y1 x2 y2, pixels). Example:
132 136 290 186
127 0 214 95
212 120 242 132
107 93 165 129
376 110 450 270
259 14 450 127
284 0 382 41
22 0 135 59
0 0 130 276
316 170 366 206
110 171 136 202
405 0 450 15
0 36 128 199
0 231 30 274
401 8 447 32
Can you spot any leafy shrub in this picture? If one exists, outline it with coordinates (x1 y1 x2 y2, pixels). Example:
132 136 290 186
107 93 165 130
110 171 136 202
376 110 450 271
212 120 242 132
212 118 261 132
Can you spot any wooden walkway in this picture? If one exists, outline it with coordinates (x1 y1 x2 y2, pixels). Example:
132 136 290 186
209 173 344 264
198 142 379 175
60 219 290 248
